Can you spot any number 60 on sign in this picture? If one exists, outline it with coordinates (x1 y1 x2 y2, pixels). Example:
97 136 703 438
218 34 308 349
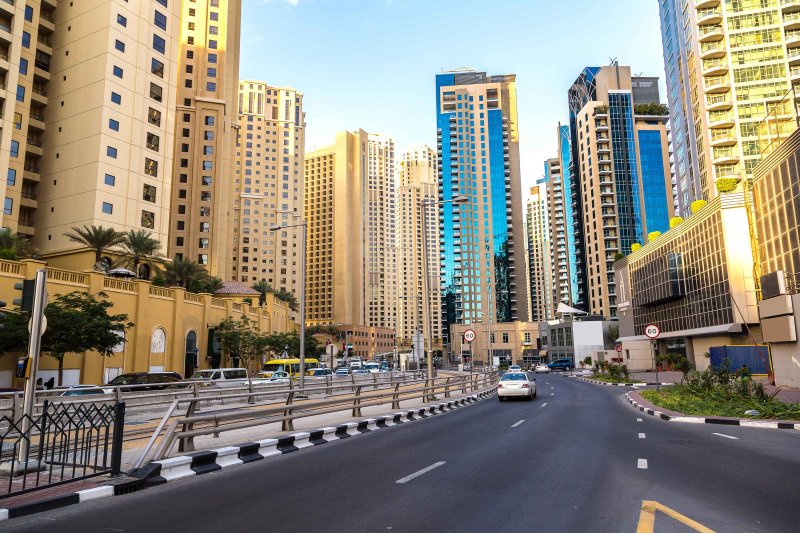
644 324 660 339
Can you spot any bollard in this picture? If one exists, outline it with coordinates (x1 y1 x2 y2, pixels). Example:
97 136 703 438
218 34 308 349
282 391 295 432
352 385 363 417
326 375 332 396
462 375 467 394
110 402 126 476
445 377 452 398
373 373 379 390
351 374 356 393
179 401 198 453
248 378 255 404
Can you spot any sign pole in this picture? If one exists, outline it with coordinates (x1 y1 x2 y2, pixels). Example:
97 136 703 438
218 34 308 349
18 269 47 467
644 324 661 392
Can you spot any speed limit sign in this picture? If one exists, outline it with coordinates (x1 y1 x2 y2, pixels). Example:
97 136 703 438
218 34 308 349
644 324 660 339
463 329 476 343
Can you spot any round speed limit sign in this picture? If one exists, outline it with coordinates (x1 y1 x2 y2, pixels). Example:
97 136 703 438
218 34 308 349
463 329 476 343
644 324 660 339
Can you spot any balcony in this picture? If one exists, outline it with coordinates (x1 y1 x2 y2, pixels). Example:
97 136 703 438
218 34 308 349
712 147 740 165
695 0 719 8
710 129 737 147
698 25 724 43
702 58 728 77
36 34 52 53
788 46 800 66
0 0 12 17
783 0 800 15
697 7 722 26
708 113 735 129
704 75 730 94
786 29 800 49
700 41 726 60
706 95 732 112
786 11 800 31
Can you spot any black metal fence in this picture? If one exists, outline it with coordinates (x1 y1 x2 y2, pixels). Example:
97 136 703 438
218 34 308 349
0 400 125 498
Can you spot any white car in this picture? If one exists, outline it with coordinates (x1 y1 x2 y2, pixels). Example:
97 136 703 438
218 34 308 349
268 371 291 383
497 372 536 401
534 364 551 373
508 365 522 373
363 363 381 373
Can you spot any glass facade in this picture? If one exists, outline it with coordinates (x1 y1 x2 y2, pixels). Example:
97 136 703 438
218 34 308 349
638 129 671 235
559 124 579 304
609 92 643 252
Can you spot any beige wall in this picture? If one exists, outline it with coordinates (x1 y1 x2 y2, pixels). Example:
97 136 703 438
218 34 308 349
450 321 538 366
0 258 292 387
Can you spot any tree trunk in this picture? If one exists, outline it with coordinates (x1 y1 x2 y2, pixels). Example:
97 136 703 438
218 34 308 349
95 249 102 264
57 356 64 387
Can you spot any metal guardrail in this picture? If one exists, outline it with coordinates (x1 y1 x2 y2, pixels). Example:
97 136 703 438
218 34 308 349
135 372 498 468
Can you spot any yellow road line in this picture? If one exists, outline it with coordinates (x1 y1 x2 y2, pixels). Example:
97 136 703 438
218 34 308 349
637 500 715 533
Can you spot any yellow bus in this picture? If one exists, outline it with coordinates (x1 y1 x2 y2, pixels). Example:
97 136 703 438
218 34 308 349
260 358 320 377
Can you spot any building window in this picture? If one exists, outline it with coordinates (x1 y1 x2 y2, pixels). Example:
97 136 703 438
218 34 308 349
201 191 211 201
502 333 509 344
117 14 127 27
15 85 25 102
156 0 168 7
3 198 12 216
208 39 217 49
22 32 30 48
151 58 164 78
148 107 161 126
204 116 215 126
153 35 166 54
144 158 158 177
143 184 157 203
185 79 193 89
146 133 160 152
175 237 184 247
204 131 214 141
199 254 209 265
141 210 155 229
150 83 162 102
203 145 213 156
202 161 212 171
154 11 167 31
11 140 20 157
113 65 123 78
7 169 16 186
19 58 28 75
109 118 120 131
200 222 210 232
24 5 33 22
107 146 118 158
202 175 212 186
115 39 126 52
206 82 216 92
111 92 122 105
102 202 113 214
199 238 209 248
207 68 217 78
177 205 186 214
208 53 217 63
104 174 115 186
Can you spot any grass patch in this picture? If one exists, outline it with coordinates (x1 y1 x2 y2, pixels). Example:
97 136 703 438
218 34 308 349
590 374 641 384
640 385 800 420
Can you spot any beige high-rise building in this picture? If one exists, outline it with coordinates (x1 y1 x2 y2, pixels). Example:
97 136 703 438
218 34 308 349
526 180 552 323
396 145 441 349
304 129 396 330
26 0 180 262
547 155 571 310
230 81 305 300
168 0 241 277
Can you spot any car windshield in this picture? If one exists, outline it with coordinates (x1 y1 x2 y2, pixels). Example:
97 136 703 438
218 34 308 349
191 371 219 380
108 375 139 385
501 374 527 381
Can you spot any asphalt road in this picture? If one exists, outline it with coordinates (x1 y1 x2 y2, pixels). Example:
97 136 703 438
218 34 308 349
5 374 800 532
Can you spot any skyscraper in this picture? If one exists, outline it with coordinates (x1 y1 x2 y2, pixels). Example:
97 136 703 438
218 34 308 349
396 146 442 349
659 0 800 211
231 81 305 300
569 64 673 318
557 123 579 306
168 0 241 277
28 0 182 263
436 69 529 345
527 177 552 322
304 129 396 330
546 154 571 311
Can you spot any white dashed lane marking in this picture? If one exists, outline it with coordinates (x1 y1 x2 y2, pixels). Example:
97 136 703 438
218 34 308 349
511 420 525 428
712 433 739 440
396 462 447 484
637 418 643 423
540 402 547 408
638 459 648 470
639 433 646 439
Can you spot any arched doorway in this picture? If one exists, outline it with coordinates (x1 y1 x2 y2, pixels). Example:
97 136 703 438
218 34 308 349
184 330 198 379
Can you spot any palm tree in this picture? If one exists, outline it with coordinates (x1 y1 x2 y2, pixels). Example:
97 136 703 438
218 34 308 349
64 225 126 264
251 280 273 306
164 255 206 289
118 230 162 278
273 288 299 312
0 229 33 260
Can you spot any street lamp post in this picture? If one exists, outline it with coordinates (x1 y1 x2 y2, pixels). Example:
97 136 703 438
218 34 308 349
420 193 468 399
270 213 307 394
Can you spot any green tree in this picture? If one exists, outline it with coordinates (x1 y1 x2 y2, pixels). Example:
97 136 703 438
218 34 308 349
261 331 318 360
164 255 206 289
64 225 126 265
251 280 273 307
0 229 33 260
273 288 299 312
117 230 162 278
187 275 223 294
215 316 261 371
0 291 133 385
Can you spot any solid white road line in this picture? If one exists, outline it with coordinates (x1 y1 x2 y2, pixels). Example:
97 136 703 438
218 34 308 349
540 402 548 408
638 433 646 439
550 393 555 396
712 432 739 440
637 418 643 423
511 420 525 428
396 462 447 484
638 458 648 470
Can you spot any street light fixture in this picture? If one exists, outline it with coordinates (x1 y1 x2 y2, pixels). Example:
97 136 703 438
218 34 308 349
420 193 468 399
269 211 307 394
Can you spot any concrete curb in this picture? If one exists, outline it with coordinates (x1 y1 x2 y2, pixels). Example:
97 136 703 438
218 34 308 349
562 373 673 388
132 389 497 486
0 477 145 521
625 391 800 430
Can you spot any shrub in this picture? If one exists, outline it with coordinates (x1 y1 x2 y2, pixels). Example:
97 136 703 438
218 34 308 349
648 231 661 242
613 252 624 261
669 216 683 229
691 199 707 214
715 177 739 194
631 243 641 252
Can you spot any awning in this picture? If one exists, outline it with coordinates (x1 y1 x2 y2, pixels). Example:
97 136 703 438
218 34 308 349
617 323 743 343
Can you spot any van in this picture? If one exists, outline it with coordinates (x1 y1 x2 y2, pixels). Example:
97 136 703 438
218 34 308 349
363 362 380 373
349 360 363 370
189 368 265 388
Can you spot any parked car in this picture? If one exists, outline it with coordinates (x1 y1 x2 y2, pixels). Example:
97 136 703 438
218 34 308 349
508 365 522 373
379 361 389 371
189 368 267 388
306 368 333 378
335 368 351 376
534 364 551 374
548 359 573 372
352 369 370 375
59 385 106 397
268 371 291 383
363 362 381 374
105 372 182 392
497 373 536 401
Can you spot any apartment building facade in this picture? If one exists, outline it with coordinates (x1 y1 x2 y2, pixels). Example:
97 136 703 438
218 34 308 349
230 81 305 302
527 178 552 323
436 69 529 347
396 145 442 349
570 64 673 318
168 0 241 277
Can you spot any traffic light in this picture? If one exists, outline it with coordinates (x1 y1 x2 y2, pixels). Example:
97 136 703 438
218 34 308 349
13 279 35 312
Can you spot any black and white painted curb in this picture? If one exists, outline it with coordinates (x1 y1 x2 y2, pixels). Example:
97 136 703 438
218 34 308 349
0 477 145 521
133 390 496 486
626 392 800 430
562 373 673 388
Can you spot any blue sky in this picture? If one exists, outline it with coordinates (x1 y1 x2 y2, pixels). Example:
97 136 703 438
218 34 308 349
240 0 664 192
